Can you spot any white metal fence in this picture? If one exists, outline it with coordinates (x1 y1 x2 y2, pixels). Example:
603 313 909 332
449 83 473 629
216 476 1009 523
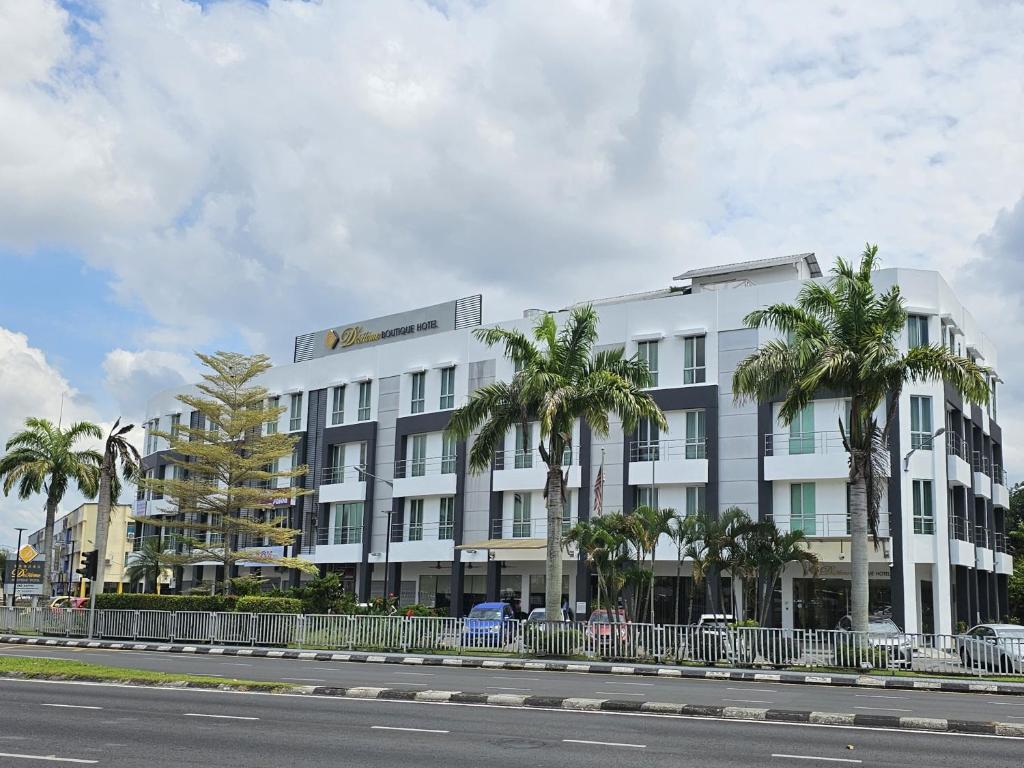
1 607 1021 677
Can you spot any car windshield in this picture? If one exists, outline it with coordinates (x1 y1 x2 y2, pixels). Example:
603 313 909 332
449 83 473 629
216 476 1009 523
468 608 502 620
868 619 901 633
590 610 623 624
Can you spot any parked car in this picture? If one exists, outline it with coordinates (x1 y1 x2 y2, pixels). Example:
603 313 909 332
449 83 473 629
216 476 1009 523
690 613 735 662
461 602 518 647
956 624 1024 673
48 596 88 611
835 614 912 667
525 607 571 630
585 608 629 654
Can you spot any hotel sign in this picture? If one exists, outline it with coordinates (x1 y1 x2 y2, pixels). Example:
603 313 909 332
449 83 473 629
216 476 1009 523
325 319 441 351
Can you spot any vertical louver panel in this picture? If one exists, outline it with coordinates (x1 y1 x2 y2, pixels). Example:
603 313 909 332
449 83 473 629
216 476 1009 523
294 332 317 363
455 294 483 329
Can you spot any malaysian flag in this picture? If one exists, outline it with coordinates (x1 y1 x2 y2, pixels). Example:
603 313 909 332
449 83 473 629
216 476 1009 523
593 450 605 515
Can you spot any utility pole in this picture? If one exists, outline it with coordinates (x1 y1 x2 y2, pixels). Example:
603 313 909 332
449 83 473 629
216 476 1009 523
353 466 395 603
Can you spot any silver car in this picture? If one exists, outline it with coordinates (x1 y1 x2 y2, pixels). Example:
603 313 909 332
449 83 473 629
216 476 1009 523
836 615 913 666
956 624 1024 673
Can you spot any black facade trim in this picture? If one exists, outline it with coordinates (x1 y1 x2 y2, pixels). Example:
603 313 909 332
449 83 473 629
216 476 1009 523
757 402 773 523
887 394 905 630
575 423 593 610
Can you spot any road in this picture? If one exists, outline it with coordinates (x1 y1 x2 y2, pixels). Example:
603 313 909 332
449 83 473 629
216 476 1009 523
4 642 1024 723
0 677 1021 767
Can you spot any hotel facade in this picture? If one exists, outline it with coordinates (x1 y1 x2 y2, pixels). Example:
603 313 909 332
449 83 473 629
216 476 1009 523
138 254 1012 634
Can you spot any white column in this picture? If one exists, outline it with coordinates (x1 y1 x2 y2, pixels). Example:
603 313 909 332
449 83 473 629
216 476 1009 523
781 568 794 630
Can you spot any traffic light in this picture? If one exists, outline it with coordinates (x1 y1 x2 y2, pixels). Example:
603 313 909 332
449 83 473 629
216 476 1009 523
76 550 98 581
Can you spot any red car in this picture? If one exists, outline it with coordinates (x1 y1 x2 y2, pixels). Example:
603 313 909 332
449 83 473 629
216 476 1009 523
586 608 630 653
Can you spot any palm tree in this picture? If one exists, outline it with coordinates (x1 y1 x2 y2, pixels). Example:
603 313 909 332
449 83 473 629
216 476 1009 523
125 538 168 593
93 420 142 597
448 305 666 619
669 511 702 624
733 245 989 631
738 521 819 626
0 418 102 598
687 507 752 619
565 518 617 615
626 505 676 623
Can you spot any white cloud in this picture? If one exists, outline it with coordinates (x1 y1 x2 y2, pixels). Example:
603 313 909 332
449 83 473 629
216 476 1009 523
102 348 197 422
0 1 1021 464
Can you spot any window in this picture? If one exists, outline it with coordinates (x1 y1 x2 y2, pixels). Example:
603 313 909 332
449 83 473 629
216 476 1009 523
357 442 367 480
908 315 929 348
290 446 303 487
635 485 659 510
685 486 705 517
289 393 303 431
684 410 706 459
845 483 851 535
562 502 571 535
410 372 425 414
169 414 181 439
327 445 344 484
561 442 572 466
408 499 424 541
145 421 158 454
265 397 279 434
513 357 525 374
637 340 659 387
331 386 345 425
637 417 660 461
439 497 455 540
948 328 956 354
358 381 372 421
440 367 455 410
790 483 816 535
333 502 363 544
910 396 933 450
514 424 532 468
411 434 427 477
913 479 934 534
683 335 706 384
441 432 457 474
513 493 531 537
788 404 815 455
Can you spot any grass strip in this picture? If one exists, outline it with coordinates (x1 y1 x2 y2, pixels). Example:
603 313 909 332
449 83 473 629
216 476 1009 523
0 656 296 691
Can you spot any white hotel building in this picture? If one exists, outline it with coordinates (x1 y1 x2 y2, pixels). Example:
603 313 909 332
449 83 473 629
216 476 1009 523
138 254 1012 633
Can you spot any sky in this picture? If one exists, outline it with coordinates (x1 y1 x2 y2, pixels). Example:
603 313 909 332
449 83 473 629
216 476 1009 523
0 0 1022 548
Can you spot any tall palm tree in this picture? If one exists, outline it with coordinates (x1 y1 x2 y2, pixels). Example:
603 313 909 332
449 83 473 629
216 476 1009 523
448 305 666 619
0 418 102 598
125 538 168 593
93 420 142 596
733 245 989 631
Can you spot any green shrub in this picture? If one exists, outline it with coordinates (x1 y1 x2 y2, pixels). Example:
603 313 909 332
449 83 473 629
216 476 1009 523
94 594 237 613
289 573 354 614
236 597 302 614
229 576 268 596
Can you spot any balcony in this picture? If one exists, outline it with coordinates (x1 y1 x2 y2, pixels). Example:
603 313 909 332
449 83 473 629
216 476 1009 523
945 433 973 487
132 498 172 518
948 516 975 567
627 438 709 486
974 523 994 571
971 452 991 500
308 526 363 564
492 449 582 492
392 456 458 498
763 431 857 481
319 465 367 504
992 464 1010 508
385 521 456 562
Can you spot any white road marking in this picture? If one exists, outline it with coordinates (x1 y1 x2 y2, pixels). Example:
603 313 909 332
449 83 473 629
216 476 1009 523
594 691 646 696
564 739 645 749
608 682 654 687
371 726 448 734
488 676 540 681
486 686 531 691
392 672 434 676
852 706 912 712
183 713 259 720
854 694 907 700
727 687 776 693
772 754 861 764
0 752 98 764
40 704 102 710
224 663 254 667
993 702 1024 706
723 698 773 704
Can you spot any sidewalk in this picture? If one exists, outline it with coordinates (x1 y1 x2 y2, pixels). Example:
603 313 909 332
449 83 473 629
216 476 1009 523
3 632 1023 696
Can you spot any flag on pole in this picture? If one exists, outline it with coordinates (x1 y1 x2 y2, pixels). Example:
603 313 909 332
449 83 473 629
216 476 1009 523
593 449 605 516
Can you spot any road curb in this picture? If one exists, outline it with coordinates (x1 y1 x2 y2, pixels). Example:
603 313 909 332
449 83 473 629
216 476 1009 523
3 633 1023 697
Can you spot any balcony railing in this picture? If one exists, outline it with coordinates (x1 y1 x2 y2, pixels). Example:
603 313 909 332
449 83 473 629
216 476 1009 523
764 431 846 457
975 524 992 550
394 455 458 479
494 448 579 471
945 432 967 461
315 526 363 546
321 464 367 485
992 464 1008 486
971 452 990 476
994 532 1008 554
629 438 708 462
389 520 455 543
948 515 973 543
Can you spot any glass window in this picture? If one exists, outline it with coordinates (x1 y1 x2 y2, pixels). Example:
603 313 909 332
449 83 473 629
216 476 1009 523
440 367 455 410
358 381 372 421
514 424 532 469
637 417 660 461
331 386 345 425
326 445 344 484
411 434 427 477
265 397 279 434
513 493 531 537
684 409 706 459
910 396 932 450
333 502 363 545
685 485 705 516
788 404 815 455
439 497 455 540
913 480 934 534
410 372 425 414
408 499 424 541
790 483 816 535
635 485 659 510
562 500 571 535
291 446 303 487
683 335 706 384
441 432 457 474
289 393 303 431
169 413 180 439
637 340 659 387
908 315 929 348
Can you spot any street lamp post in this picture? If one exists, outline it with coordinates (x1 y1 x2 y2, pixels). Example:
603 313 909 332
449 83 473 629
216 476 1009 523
902 427 946 472
9 527 26 608
350 466 395 603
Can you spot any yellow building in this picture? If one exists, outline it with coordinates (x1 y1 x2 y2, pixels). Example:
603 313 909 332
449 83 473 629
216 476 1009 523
27 503 135 595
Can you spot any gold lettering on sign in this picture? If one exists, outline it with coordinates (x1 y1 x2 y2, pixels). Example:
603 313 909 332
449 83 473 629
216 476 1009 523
325 329 340 349
340 326 382 347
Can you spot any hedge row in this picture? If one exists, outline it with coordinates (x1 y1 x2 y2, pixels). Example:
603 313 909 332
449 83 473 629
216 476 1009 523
235 597 302 614
92 594 304 614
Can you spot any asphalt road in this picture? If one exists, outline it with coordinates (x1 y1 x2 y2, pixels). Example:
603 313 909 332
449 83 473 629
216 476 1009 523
4 642 1024 723
0 677 1021 767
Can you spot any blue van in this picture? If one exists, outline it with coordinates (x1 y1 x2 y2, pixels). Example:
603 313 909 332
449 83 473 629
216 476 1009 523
462 602 517 647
